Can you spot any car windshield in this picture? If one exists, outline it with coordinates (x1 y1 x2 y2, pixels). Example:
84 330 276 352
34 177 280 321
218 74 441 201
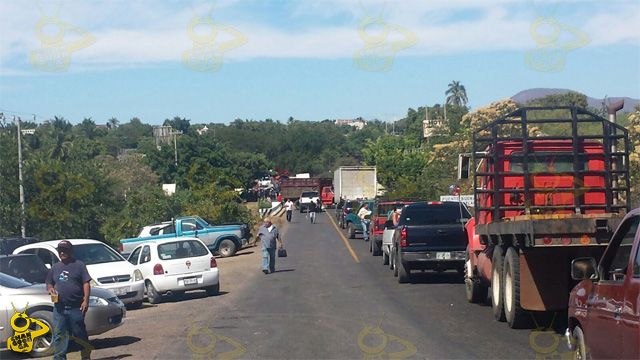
301 192 318 198
0 255 49 283
158 240 209 260
403 205 471 225
74 243 125 265
0 272 32 288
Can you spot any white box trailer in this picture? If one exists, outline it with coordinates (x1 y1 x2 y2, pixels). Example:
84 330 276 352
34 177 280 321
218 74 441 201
333 166 377 203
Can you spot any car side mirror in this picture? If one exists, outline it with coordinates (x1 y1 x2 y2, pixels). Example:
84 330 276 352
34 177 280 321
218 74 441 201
195 230 198 237
571 257 599 281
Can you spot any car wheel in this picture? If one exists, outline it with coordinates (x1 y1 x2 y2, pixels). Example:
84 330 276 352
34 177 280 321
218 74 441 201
347 223 355 239
205 283 220 296
372 239 382 256
383 251 389 265
127 300 143 310
28 310 54 357
393 247 399 277
492 247 506 322
146 281 161 304
398 258 410 283
572 326 588 360
218 239 237 258
504 247 530 328
465 245 488 304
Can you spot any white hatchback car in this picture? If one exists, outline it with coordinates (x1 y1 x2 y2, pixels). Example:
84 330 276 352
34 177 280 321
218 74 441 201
13 239 145 308
126 237 220 304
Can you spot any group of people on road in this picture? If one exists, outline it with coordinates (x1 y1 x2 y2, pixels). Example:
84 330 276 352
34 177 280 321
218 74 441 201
283 198 323 224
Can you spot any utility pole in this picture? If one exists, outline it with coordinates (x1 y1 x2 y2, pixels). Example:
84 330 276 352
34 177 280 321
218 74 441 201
171 130 183 169
16 116 26 237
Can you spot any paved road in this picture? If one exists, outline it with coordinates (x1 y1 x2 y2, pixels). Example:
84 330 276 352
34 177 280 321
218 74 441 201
3 209 570 359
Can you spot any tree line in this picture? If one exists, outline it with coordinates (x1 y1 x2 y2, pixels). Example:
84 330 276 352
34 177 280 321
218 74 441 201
1 90 637 248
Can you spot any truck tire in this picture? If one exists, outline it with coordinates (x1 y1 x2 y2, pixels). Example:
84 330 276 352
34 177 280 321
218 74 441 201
347 223 355 239
465 246 488 304
398 259 411 283
571 326 588 360
393 247 399 277
491 247 506 322
504 247 530 328
372 239 382 256
28 310 54 357
205 283 220 296
218 239 237 257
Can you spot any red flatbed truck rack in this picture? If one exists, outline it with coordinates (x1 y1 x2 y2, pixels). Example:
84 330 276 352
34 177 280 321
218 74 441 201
463 105 631 328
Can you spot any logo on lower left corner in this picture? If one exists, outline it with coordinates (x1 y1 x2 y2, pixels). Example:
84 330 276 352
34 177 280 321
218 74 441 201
7 302 50 353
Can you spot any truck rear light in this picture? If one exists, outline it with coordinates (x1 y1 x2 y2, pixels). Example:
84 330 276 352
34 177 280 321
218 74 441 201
427 201 441 205
153 264 164 275
580 235 591 245
400 227 407 247
561 237 572 245
210 257 217 268
542 236 552 245
343 210 347 215
119 243 123 253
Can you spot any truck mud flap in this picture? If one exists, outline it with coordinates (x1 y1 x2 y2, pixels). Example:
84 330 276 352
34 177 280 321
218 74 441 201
520 249 570 311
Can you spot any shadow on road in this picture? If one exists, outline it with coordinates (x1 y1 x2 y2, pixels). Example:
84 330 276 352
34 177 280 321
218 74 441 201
272 269 295 273
407 271 464 284
91 336 141 350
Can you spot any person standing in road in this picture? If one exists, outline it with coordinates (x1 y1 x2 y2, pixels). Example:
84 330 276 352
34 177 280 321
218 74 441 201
285 199 294 222
256 218 283 274
308 199 317 224
45 240 92 360
358 203 372 242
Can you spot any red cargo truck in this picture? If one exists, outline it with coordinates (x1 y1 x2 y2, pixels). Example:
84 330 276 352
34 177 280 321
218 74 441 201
280 178 333 205
462 105 630 328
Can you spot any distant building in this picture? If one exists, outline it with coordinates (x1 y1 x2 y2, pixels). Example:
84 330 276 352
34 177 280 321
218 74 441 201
196 126 209 135
95 124 111 130
336 119 366 130
423 119 442 138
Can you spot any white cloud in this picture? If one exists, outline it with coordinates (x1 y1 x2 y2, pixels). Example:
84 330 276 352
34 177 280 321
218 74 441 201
1 0 638 73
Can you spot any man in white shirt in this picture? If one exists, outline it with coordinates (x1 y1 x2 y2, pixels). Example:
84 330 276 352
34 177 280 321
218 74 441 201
357 203 372 242
285 199 294 222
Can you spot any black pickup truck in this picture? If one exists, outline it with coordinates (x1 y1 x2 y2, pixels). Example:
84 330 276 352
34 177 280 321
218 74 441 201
391 202 470 283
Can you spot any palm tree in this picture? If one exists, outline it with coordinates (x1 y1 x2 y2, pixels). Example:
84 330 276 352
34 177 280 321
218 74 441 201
445 81 468 107
45 116 73 159
108 117 119 129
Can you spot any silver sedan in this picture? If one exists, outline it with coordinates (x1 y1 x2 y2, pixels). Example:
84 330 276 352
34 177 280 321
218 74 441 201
0 273 126 357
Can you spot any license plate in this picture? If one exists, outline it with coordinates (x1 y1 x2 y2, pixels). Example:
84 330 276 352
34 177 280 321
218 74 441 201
436 252 451 260
113 287 128 296
184 277 198 285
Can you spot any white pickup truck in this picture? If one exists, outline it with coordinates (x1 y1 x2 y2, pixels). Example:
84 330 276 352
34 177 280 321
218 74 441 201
299 191 319 213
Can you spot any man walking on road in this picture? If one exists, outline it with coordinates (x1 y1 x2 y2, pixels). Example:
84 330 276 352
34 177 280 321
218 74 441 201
46 240 92 360
358 203 372 242
256 218 283 274
285 199 294 222
308 200 317 224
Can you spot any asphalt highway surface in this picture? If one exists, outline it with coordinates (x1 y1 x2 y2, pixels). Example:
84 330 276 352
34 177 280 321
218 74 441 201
3 209 570 359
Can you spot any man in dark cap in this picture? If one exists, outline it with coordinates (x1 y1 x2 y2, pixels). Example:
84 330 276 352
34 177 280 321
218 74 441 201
45 240 92 360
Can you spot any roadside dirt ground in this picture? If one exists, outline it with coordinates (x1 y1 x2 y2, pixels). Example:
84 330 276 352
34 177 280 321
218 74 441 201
1 205 289 360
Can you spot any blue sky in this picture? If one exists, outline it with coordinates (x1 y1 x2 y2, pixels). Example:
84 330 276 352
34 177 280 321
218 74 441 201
1 0 638 125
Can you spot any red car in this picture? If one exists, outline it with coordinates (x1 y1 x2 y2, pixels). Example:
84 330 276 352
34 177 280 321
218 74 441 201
567 207 640 359
369 201 413 256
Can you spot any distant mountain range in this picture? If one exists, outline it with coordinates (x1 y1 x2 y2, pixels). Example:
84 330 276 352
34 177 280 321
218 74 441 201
511 88 639 113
